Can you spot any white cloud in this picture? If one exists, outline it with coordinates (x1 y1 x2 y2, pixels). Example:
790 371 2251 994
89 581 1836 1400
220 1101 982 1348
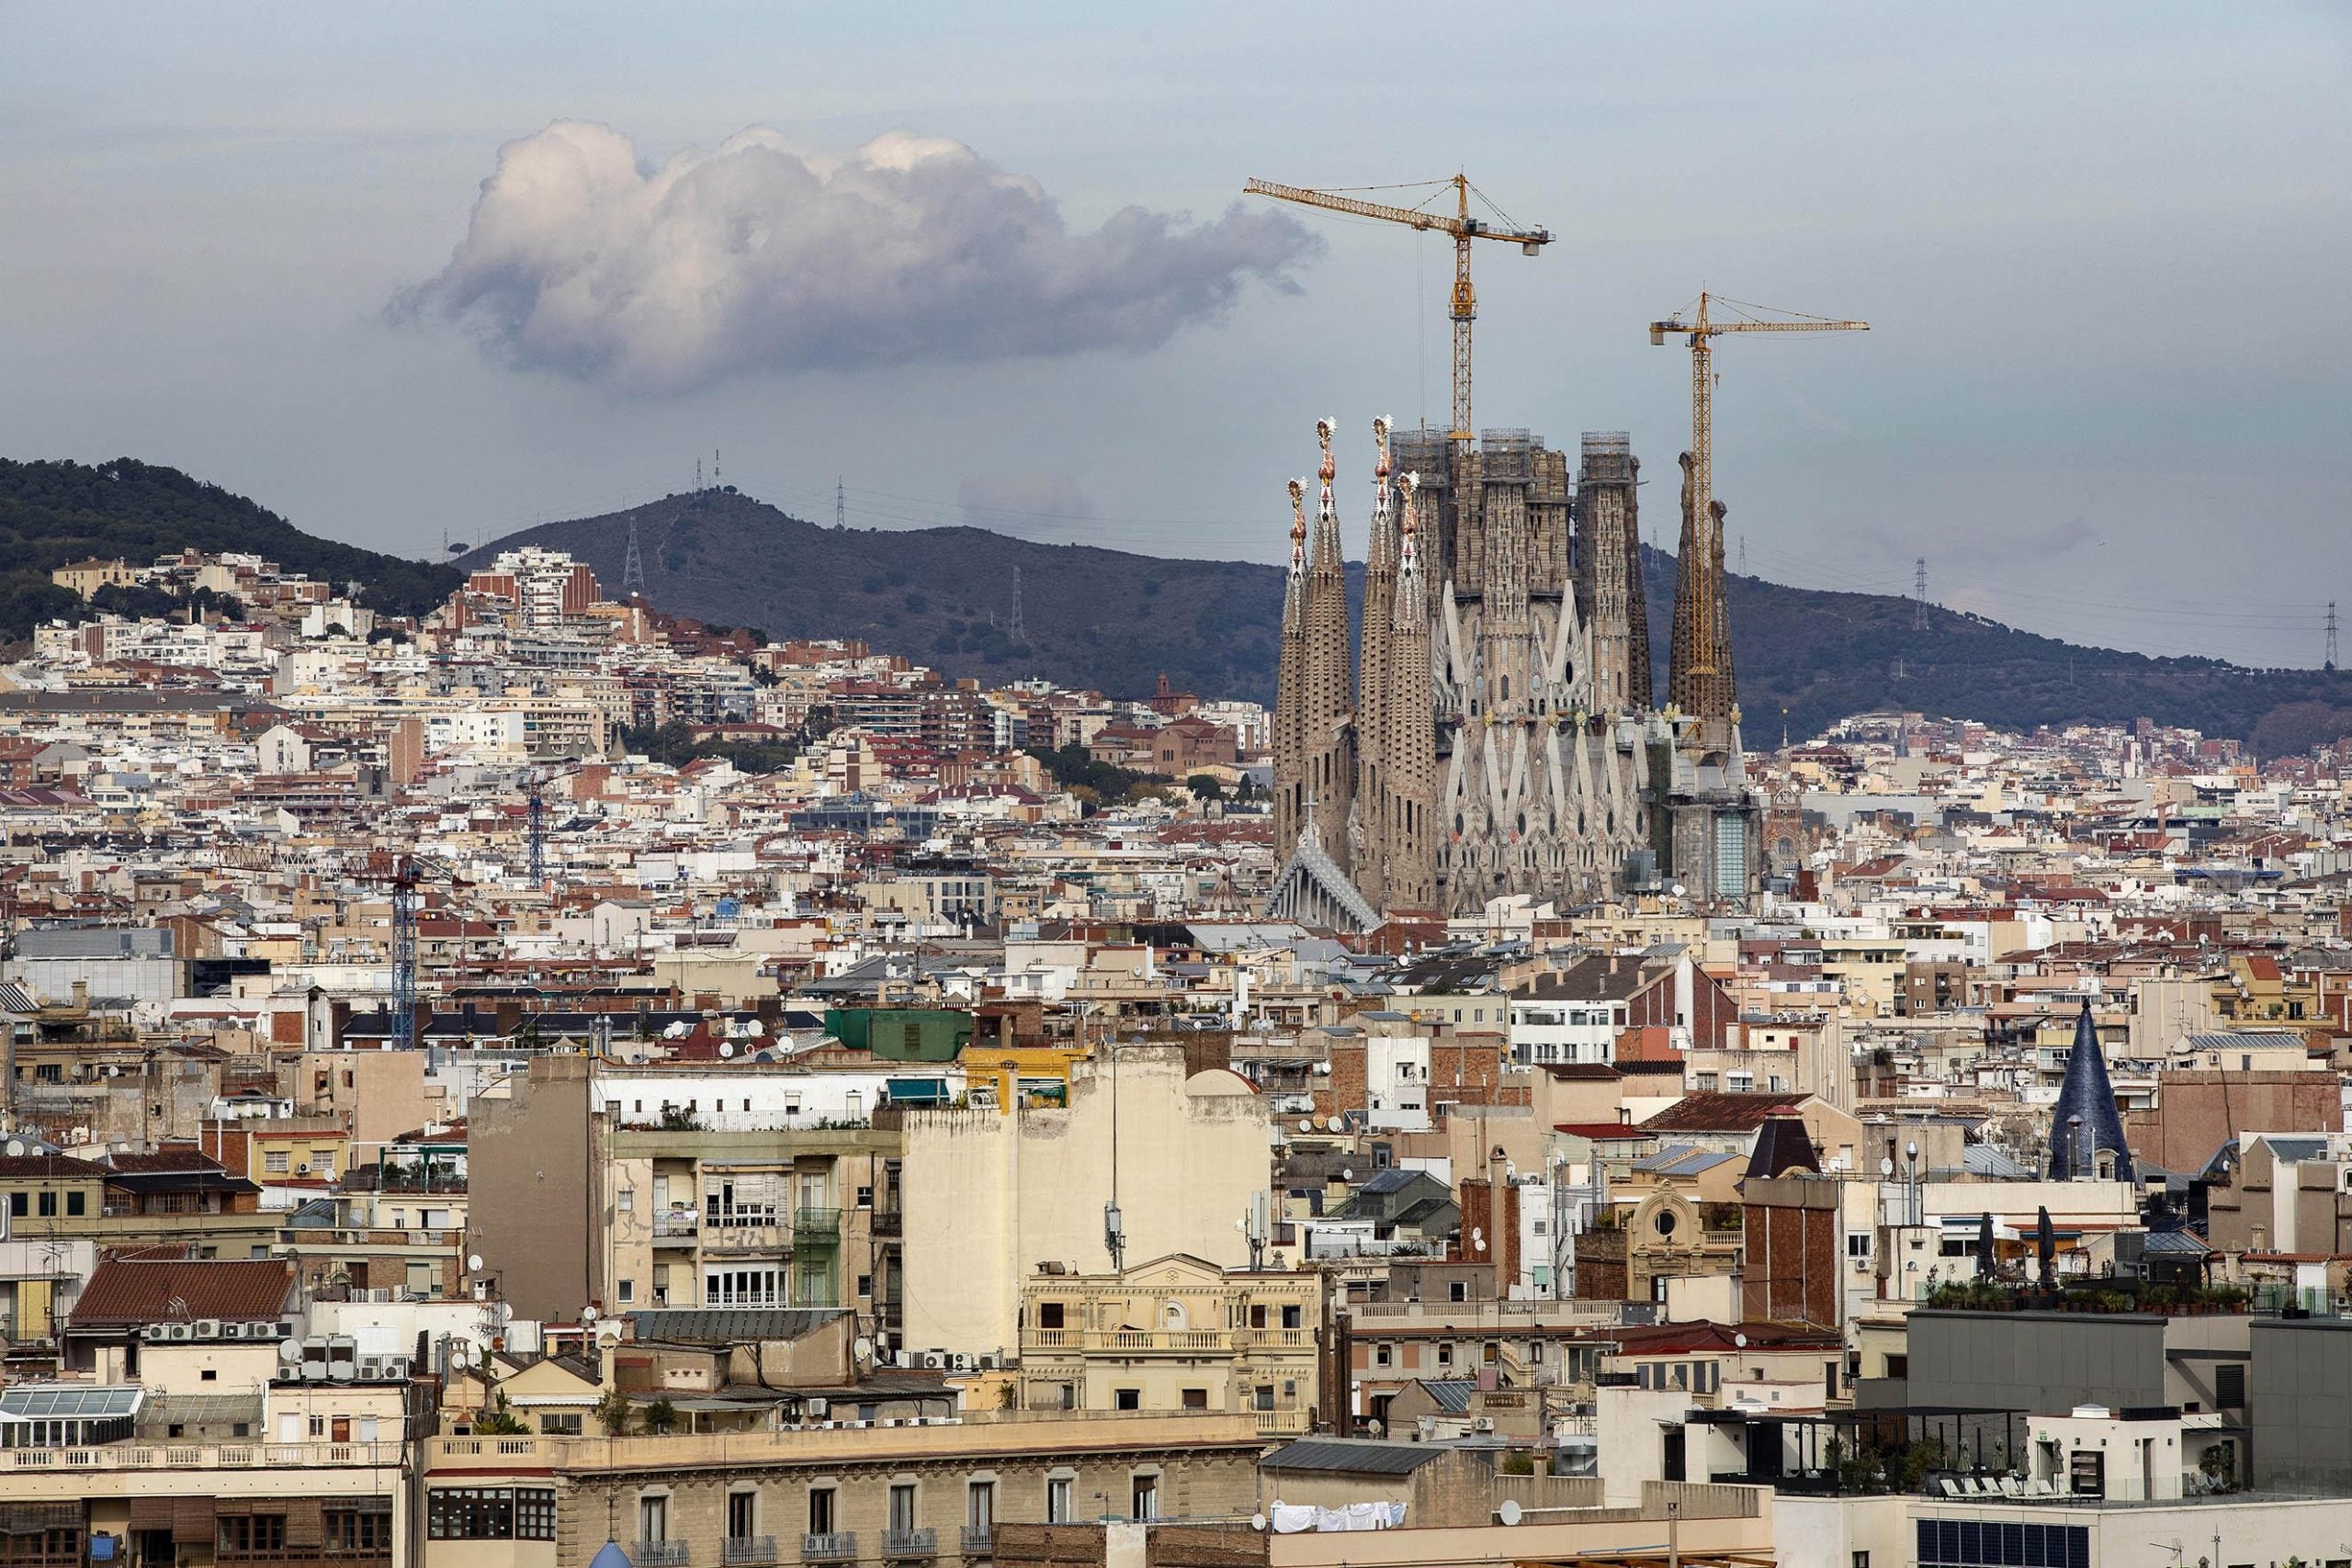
395 120 1319 393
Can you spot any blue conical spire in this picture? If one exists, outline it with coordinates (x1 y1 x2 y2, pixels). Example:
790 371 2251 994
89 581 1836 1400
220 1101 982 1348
2049 998 2135 1183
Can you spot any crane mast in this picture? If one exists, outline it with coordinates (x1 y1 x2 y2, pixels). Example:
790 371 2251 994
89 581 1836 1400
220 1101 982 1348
1649 292 1868 678
1246 175 1551 457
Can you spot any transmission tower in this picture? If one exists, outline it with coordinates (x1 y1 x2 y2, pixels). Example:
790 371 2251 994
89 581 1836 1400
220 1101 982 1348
2328 601 2340 672
527 777 547 884
622 517 646 597
1008 565 1025 647
1915 558 1929 633
836 478 846 531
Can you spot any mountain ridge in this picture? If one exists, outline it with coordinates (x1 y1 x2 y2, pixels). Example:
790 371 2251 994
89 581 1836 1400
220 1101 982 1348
467 487 2352 754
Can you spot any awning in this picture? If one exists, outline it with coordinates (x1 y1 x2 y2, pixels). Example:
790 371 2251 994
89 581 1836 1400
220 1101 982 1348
886 1077 949 1105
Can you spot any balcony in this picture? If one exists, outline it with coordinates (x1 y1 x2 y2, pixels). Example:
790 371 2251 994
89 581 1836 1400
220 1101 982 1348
959 1528 992 1557
1251 1408 1313 1436
633 1541 690 1568
802 1535 857 1562
653 1210 700 1239
871 1208 902 1238
884 1529 937 1560
794 1207 842 1240
721 1539 775 1566
1020 1328 1246 1355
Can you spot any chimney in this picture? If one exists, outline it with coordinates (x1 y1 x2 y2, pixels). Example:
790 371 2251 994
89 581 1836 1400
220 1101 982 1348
71 980 88 1011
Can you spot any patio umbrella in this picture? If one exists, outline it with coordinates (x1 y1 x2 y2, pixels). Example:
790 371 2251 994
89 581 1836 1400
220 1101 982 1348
1977 1212 1996 1280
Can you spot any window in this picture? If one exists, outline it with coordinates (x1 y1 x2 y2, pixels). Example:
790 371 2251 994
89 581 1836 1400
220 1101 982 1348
324 1509 393 1554
37 1191 56 1217
1847 1233 1871 1259
200 1369 218 1382
967 1481 994 1535
1374 1343 1393 1368
265 1150 291 1174
618 1188 634 1213
2216 1363 2246 1407
1852 1554 1870 1568
888 1483 918 1535
1182 1388 1209 1409
1449 1280 1467 1303
219 1516 287 1554
1252 1385 1274 1411
1046 1476 1073 1525
1115 1387 1141 1411
62 1190 83 1216
1282 1303 1302 1328
540 1413 582 1436
1437 1343 1453 1368
430 1495 552 1541
808 1487 837 1537
1130 1475 1159 1521
1038 1302 1065 1329
617 1278 635 1304
728 1490 758 1544
310 1416 326 1438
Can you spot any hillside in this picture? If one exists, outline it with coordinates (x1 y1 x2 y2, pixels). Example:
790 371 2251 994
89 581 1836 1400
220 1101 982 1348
471 488 2352 753
0 458 460 638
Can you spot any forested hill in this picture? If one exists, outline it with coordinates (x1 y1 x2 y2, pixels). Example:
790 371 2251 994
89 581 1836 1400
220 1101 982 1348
0 458 459 637
472 484 2352 753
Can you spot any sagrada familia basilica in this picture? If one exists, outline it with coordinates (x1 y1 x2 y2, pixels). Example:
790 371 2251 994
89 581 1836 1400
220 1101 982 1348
1267 417 1759 931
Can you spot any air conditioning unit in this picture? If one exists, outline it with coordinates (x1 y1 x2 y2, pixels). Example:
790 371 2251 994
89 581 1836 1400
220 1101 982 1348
1472 1416 1495 1432
383 1357 411 1381
167 1323 195 1341
951 1354 975 1372
897 1349 917 1370
882 1417 904 1427
358 1357 385 1380
1850 1258 1871 1273
141 1324 170 1342
300 1362 328 1382
194 1319 221 1339
807 1398 830 1418
329 1362 356 1382
978 1353 1000 1371
922 1352 945 1369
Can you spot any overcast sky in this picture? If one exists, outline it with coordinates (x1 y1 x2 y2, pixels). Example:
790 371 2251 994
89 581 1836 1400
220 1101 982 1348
4 4 2346 665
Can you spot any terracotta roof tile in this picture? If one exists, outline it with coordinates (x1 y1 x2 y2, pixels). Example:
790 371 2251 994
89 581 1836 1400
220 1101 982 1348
70 1258 295 1328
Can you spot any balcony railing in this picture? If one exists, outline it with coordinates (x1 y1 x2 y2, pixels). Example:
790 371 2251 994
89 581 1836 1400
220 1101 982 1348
721 1538 775 1565
803 1534 856 1562
653 1211 700 1237
795 1207 842 1240
1251 1409 1313 1436
871 1209 902 1238
2 1441 401 1473
959 1528 992 1556
1023 1327 1299 1354
633 1540 690 1568
884 1529 937 1559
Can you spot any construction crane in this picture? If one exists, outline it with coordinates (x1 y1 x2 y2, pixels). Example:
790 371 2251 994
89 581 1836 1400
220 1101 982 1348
1649 292 1867 675
1246 175 1552 454
362 852 465 1049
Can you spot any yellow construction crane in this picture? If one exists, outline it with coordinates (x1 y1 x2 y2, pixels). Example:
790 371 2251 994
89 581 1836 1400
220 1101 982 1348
1246 175 1552 452
1649 291 1868 675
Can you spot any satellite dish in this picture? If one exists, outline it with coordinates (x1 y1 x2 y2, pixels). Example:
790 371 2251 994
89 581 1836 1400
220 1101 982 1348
468 1254 485 1274
719 1042 735 1058
1340 1168 1354 1181
1250 1515 1268 1534
1878 1158 1894 1179
1472 1227 1486 1247
854 1337 874 1363
1298 1120 1314 1133
277 1340 303 1363
1327 1116 1343 1133
1498 1501 1523 1527
582 1305 599 1325
1670 884 1686 897
1735 1332 1748 1348
2 1140 19 1156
